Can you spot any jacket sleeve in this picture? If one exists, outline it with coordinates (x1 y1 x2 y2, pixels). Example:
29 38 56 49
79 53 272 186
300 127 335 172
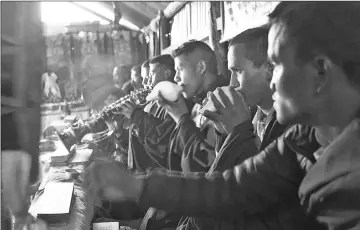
297 121 360 230
215 121 258 171
130 107 176 158
138 129 307 219
171 114 217 173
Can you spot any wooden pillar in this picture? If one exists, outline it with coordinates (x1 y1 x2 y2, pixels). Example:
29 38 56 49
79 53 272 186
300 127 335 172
209 2 228 81
159 10 170 52
131 31 137 65
155 11 161 57
154 29 160 57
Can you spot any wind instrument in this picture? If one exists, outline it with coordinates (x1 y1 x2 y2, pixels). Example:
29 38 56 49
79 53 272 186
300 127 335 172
58 87 153 149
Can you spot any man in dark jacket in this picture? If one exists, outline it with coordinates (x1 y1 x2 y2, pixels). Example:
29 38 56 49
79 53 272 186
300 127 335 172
116 55 186 229
86 2 360 230
162 40 228 173
228 25 287 149
102 55 178 225
119 54 177 172
116 55 175 172
137 42 229 230
177 25 292 230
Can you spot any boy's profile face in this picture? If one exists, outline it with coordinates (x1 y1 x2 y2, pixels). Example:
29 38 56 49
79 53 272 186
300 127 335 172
131 69 143 89
268 23 319 125
174 54 201 99
141 67 149 87
149 63 167 87
228 43 270 107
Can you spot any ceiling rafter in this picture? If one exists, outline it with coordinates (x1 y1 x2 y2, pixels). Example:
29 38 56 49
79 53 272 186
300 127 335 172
100 1 170 30
113 2 150 28
122 2 158 19
70 2 113 23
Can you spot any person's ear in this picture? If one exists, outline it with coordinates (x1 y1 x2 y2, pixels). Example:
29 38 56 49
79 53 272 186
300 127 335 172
197 60 207 75
312 56 332 95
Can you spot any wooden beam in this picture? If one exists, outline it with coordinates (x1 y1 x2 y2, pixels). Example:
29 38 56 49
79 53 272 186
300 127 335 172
122 2 158 19
159 10 170 51
113 1 122 25
114 2 149 28
163 2 188 18
70 2 113 23
143 2 187 34
209 2 228 80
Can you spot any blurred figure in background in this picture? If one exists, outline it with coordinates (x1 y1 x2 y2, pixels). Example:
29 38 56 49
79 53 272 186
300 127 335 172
42 69 62 102
113 65 134 94
141 60 151 88
130 65 144 90
81 55 116 112
1 2 45 228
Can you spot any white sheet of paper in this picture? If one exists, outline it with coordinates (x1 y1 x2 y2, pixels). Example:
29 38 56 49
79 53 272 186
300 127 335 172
36 182 74 214
70 148 93 163
51 140 70 157
93 222 119 230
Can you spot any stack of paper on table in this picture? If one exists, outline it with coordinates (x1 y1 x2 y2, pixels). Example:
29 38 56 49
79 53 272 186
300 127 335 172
39 139 57 152
93 222 120 230
49 139 74 165
68 148 93 164
29 182 75 226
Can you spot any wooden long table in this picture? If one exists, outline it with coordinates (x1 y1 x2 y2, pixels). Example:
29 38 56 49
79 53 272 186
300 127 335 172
37 166 95 230
32 140 99 230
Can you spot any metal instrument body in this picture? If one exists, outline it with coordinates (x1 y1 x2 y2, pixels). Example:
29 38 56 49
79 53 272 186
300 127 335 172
58 87 153 149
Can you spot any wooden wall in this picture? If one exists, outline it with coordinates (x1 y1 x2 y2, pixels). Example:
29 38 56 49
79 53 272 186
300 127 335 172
221 1 279 42
169 2 210 47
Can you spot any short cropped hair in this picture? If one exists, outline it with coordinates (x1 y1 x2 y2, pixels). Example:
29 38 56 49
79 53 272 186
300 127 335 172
172 40 218 75
229 25 270 68
131 65 141 75
114 65 131 80
150 54 175 72
268 2 360 87
141 60 150 69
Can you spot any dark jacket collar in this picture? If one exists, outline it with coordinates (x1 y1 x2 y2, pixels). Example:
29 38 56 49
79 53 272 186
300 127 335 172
260 109 288 150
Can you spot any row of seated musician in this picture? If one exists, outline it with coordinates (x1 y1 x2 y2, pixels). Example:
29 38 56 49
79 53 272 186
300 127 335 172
65 3 360 229
82 23 283 230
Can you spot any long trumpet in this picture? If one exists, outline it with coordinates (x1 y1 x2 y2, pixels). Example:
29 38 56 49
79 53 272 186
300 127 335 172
58 87 153 149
